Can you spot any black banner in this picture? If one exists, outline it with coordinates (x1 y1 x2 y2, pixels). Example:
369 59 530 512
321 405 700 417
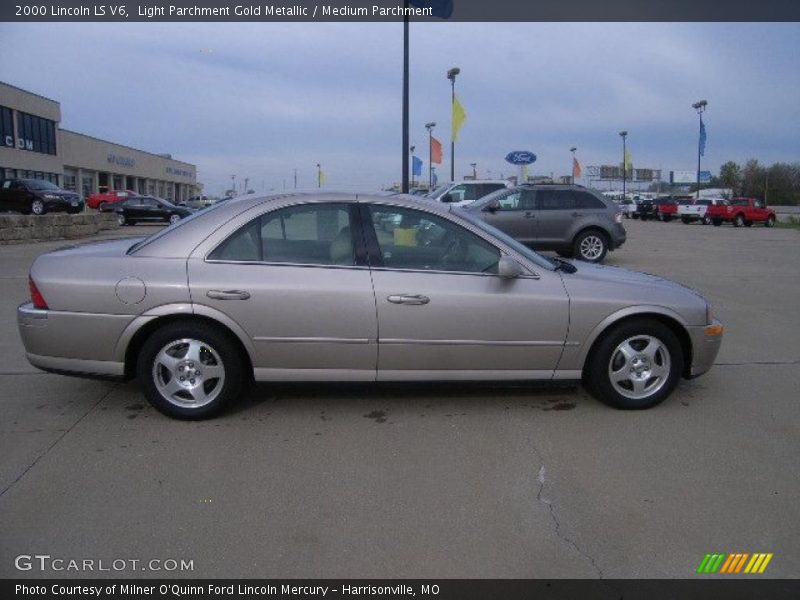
2 0 800 22
4 580 800 600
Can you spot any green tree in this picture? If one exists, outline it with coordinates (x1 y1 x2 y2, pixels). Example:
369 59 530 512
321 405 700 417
718 161 742 196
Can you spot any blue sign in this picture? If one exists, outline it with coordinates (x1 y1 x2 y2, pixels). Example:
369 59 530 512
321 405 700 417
700 170 712 183
505 151 537 165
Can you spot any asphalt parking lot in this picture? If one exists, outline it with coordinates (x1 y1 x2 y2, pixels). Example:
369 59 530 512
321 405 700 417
0 218 798 579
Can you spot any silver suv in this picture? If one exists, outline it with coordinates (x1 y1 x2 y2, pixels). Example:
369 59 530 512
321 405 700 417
461 184 626 263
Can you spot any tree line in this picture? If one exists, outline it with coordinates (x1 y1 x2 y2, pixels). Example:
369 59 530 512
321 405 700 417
713 160 800 206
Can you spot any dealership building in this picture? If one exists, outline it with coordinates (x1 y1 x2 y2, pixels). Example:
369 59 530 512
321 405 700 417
0 81 199 203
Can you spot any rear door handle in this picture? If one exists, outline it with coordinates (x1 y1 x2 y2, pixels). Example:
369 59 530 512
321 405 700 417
207 289 251 300
524 211 536 218
387 294 430 305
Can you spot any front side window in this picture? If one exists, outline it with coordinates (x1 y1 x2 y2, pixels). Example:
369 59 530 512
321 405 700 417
368 205 500 274
210 203 355 266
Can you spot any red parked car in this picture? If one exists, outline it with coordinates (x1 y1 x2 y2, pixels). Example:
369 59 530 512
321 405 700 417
706 197 776 227
86 189 138 210
656 197 682 221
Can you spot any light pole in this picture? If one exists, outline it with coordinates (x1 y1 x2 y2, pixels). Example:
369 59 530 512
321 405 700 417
570 147 577 184
619 131 628 197
447 67 460 182
316 163 321 188
425 122 436 190
470 162 477 179
692 100 707 199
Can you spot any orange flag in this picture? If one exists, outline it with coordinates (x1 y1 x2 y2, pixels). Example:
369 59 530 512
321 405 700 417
572 157 582 179
431 136 443 164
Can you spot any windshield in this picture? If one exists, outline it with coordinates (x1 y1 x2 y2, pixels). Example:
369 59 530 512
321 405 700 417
456 209 556 272
127 200 224 254
24 179 59 191
427 184 451 199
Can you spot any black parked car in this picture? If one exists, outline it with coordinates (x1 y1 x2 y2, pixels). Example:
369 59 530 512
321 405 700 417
115 196 192 226
0 178 83 215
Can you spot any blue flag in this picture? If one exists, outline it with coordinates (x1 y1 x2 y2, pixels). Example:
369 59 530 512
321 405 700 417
408 0 454 19
699 121 707 157
412 156 423 177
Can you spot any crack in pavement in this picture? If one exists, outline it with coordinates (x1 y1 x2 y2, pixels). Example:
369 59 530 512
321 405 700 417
535 463 605 579
715 360 800 366
0 384 117 500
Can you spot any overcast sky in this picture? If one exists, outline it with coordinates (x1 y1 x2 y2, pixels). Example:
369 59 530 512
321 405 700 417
1 22 798 195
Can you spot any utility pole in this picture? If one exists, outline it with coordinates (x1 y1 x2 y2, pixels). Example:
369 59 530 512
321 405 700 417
425 122 436 190
619 131 628 197
447 67 460 182
692 100 708 199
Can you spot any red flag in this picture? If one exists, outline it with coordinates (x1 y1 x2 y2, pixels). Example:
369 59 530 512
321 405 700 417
572 157 582 179
431 136 443 165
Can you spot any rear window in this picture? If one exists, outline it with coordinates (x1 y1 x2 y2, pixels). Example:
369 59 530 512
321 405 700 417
572 191 606 209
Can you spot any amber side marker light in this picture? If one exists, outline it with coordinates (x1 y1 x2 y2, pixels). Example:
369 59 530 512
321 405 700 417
29 277 48 310
705 324 724 336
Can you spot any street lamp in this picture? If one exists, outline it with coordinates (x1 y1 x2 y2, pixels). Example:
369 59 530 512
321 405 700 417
410 145 416 189
470 162 477 179
316 163 321 188
619 131 628 197
692 100 708 199
570 147 577 184
425 122 436 190
447 67 460 182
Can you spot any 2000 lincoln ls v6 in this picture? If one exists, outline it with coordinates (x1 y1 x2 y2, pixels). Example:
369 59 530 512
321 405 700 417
18 192 723 419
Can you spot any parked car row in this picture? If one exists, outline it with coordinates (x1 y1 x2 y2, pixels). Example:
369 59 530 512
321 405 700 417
621 195 775 227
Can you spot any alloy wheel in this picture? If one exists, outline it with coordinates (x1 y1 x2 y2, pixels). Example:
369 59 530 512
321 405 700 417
579 235 605 261
31 200 45 215
152 338 226 408
607 335 671 400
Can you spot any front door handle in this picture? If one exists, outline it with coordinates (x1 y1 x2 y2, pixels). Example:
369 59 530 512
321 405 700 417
524 211 536 218
572 212 584 217
387 294 430 305
207 289 251 300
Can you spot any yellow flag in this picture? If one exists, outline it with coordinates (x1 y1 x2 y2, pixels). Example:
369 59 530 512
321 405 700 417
624 148 632 170
452 95 467 142
521 165 529 181
318 170 326 186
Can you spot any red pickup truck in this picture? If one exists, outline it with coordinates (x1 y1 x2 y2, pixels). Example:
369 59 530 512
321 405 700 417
706 197 776 228
86 189 138 210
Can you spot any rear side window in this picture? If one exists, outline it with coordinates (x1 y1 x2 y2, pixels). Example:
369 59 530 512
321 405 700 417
571 191 606 209
478 183 506 198
537 190 574 210
209 203 355 266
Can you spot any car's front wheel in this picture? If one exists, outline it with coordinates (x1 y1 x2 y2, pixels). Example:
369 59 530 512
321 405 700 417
584 318 683 410
573 229 608 263
765 215 776 227
702 215 712 225
138 321 244 419
733 214 745 227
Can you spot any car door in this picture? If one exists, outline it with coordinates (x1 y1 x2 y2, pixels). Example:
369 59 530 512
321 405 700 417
477 189 537 244
535 188 576 247
188 201 378 380
361 203 569 379
0 180 11 210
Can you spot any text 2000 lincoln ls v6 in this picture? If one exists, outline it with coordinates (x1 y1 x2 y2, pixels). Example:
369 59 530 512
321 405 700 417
18 192 723 419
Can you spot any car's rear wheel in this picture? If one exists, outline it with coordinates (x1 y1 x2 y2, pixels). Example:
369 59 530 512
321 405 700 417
745 221 753 227
584 318 683 410
734 214 745 227
702 215 712 225
765 215 776 227
169 213 181 225
117 213 127 226
681 216 691 224
138 321 243 419
573 230 608 263
663 215 672 222
31 199 45 215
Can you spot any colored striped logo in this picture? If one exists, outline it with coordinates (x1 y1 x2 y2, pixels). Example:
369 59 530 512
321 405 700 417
696 553 773 574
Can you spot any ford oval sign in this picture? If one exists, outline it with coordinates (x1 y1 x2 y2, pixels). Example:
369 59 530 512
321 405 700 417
505 151 537 165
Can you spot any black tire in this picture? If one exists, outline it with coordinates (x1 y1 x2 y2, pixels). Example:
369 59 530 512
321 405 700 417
31 199 46 215
573 229 608 263
765 215 776 227
744 221 753 227
702 216 712 226
117 213 128 226
137 321 244 420
663 215 673 222
681 217 691 224
733 214 745 227
712 219 722 227
168 213 182 225
632 214 640 220
556 250 574 258
584 318 684 410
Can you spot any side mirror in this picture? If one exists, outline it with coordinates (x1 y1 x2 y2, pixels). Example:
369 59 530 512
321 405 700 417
483 201 500 213
498 256 524 279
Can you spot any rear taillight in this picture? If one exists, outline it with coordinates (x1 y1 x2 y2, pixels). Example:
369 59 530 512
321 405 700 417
29 277 48 310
